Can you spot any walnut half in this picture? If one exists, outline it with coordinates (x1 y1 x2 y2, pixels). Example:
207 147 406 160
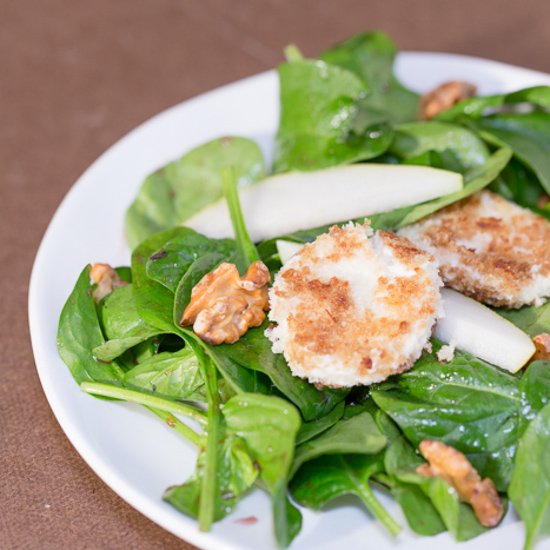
180 260 270 345
533 333 550 361
419 80 477 120
417 439 504 527
90 263 128 302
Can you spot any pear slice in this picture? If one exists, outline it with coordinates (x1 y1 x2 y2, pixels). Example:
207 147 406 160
435 288 535 372
185 164 462 242
276 240 304 264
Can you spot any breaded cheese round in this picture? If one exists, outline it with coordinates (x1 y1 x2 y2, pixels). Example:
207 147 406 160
399 191 550 308
266 223 443 387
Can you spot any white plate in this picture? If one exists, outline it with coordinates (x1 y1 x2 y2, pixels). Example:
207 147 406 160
29 53 550 550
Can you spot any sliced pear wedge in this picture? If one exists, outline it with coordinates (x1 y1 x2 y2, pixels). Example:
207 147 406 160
276 240 304 264
435 288 535 373
185 164 462 242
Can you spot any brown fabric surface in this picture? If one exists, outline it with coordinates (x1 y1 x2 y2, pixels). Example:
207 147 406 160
2 0 549 548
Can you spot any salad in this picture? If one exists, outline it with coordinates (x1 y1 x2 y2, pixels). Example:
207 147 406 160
57 31 550 549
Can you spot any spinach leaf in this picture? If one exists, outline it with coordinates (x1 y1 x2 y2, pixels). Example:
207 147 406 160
320 31 419 124
471 114 550 194
509 402 550 550
385 434 486 540
490 157 548 212
166 392 303 546
420 476 488 541
371 344 521 489
125 136 266 248
290 411 386 477
181 329 273 397
436 85 550 122
296 400 345 445
145 228 235 292
213 323 348 422
131 227 272 396
519 361 550 425
123 348 205 401
390 483 446 536
376 422 446 536
57 265 124 383
274 59 392 172
131 228 184 333
223 393 302 548
223 393 301 488
390 121 489 171
94 284 163 362
164 431 257 522
290 453 401 536
497 300 550 337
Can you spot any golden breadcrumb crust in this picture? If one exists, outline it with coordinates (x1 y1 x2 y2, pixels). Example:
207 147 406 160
268 224 442 387
400 191 550 308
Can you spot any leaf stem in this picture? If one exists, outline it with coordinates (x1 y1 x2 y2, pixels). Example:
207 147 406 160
80 381 207 426
221 167 259 272
284 44 304 62
356 479 401 537
146 406 201 447
195 348 221 532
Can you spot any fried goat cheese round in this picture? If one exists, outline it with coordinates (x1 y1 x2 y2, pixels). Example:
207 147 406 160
266 223 443 387
399 191 550 308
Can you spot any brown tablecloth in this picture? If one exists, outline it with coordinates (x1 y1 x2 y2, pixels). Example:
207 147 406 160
3 1 550 548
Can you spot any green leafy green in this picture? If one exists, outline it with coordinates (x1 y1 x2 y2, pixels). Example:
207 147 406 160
296 400 345 445
274 59 393 172
213 323 348 421
290 412 386 477
125 136 266 248
131 229 183 333
57 266 124 383
419 476 488 541
372 344 521 489
94 284 163 362
145 228 235 292
164 431 257 522
509 402 550 550
320 31 419 124
436 85 550 122
375 422 447 537
123 348 205 401
519 361 550 426
290 453 401 536
384 434 486 541
390 483 446 536
497 300 550 337
183 330 274 397
391 121 489 171
490 158 547 212
166 392 303 546
472 114 550 194
223 393 302 547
